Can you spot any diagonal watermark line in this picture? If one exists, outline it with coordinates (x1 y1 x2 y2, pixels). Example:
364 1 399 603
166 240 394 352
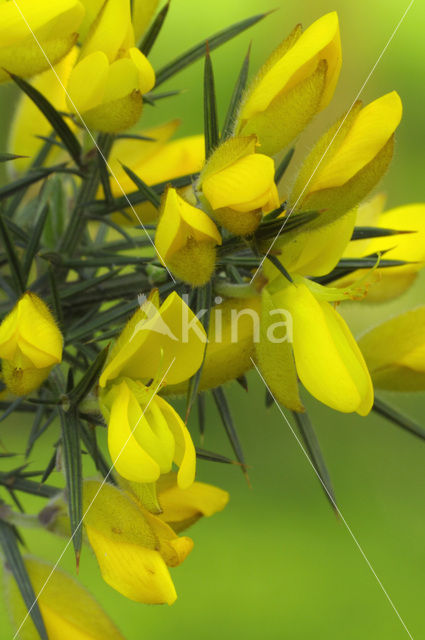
250 0 416 284
251 358 414 639
13 358 176 640
11 0 176 283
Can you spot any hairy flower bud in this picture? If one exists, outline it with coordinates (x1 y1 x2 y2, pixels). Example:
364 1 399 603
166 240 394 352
155 188 222 286
236 12 342 155
200 136 279 235
291 92 403 225
0 292 63 396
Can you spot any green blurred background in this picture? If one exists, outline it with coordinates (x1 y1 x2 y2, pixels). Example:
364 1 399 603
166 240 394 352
1 0 425 638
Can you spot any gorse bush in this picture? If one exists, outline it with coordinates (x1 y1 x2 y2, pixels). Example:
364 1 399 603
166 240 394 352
0 1 424 638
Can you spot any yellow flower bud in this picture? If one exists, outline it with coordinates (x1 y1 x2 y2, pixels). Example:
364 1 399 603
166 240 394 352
165 296 261 394
101 379 196 488
155 188 222 286
270 277 373 414
9 47 79 172
291 92 403 225
83 479 193 604
5 555 125 639
237 12 342 156
340 201 425 301
0 0 84 84
359 307 425 391
99 290 206 388
0 293 63 396
200 136 279 235
108 123 205 225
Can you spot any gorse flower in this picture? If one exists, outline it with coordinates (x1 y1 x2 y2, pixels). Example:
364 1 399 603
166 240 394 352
257 275 374 415
101 378 196 487
82 480 193 604
199 135 280 235
1 3 424 635
0 293 63 396
0 0 84 83
155 187 222 286
99 291 206 485
291 92 403 223
67 0 155 132
236 12 342 155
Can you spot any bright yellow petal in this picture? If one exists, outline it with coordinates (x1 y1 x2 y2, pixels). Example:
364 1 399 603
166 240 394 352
80 0 131 62
309 92 402 192
67 51 109 113
0 293 62 368
103 57 139 102
86 528 177 604
156 396 196 489
159 479 229 525
265 210 357 279
274 281 373 414
107 382 161 483
202 154 276 212
129 47 155 94
240 12 341 121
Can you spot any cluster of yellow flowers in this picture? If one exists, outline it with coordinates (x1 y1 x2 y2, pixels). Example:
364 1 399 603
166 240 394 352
0 2 424 637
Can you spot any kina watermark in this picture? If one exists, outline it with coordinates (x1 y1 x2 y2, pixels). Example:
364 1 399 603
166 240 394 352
134 293 293 345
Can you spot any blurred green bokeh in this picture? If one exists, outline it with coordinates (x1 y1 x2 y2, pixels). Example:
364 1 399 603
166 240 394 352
1 1 425 638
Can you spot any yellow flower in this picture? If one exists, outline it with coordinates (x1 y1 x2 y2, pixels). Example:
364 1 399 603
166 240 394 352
0 292 63 396
67 0 155 132
291 92 403 225
157 472 229 532
101 379 196 487
340 198 425 301
236 12 342 155
83 479 193 604
155 188 222 286
257 276 374 414
165 296 261 395
119 471 229 532
262 209 357 279
359 307 425 391
9 47 79 172
0 0 84 84
200 136 279 235
108 121 205 225
99 290 207 388
5 555 124 639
